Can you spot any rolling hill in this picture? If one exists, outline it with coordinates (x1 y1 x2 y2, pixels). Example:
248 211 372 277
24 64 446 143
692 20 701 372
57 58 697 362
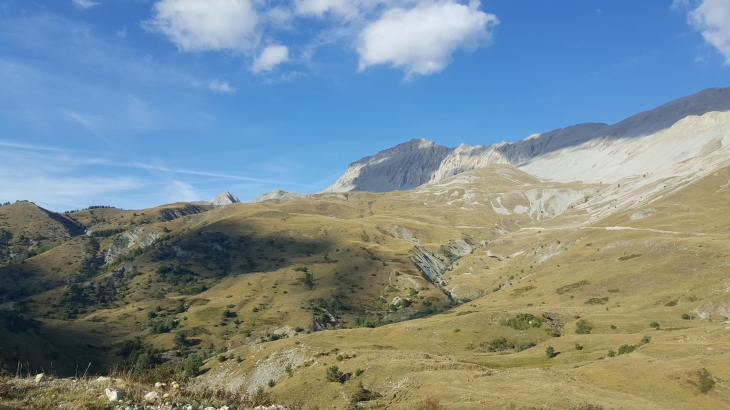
2 88 730 409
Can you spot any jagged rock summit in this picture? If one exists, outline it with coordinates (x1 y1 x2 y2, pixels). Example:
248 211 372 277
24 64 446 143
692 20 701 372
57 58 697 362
323 87 730 193
209 191 240 206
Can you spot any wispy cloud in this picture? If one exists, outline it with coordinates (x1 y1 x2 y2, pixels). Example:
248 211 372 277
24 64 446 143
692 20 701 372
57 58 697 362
126 162 303 186
209 80 235 93
72 0 100 10
63 110 104 136
0 140 70 152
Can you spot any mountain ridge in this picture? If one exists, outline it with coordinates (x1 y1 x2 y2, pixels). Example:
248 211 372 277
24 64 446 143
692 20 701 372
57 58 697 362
322 87 730 193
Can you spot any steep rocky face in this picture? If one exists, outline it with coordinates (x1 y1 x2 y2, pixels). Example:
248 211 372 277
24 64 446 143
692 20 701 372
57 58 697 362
324 138 452 192
324 88 730 192
209 191 241 206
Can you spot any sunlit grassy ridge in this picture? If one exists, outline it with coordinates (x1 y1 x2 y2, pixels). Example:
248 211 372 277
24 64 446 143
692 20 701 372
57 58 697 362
1 164 730 408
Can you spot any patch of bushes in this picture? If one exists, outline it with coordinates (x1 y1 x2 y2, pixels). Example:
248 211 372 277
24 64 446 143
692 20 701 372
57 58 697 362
351 387 381 403
155 265 198 285
556 280 589 295
585 297 608 305
617 344 636 355
90 228 126 238
501 313 544 330
148 318 179 334
325 365 351 383
483 337 514 352
515 342 536 352
355 316 392 328
113 338 161 369
696 368 716 393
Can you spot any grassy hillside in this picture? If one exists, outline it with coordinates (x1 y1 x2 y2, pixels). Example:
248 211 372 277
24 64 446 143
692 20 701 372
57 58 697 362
1 164 730 408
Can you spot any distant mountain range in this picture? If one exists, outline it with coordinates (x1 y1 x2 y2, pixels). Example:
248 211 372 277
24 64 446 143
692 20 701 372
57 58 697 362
320 87 730 194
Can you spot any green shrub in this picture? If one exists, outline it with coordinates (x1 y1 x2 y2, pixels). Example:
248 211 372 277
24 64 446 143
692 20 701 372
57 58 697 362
575 343 583 351
545 346 557 359
325 366 351 383
304 271 315 290
617 344 635 355
585 297 608 305
501 313 544 330
184 354 204 377
515 342 536 352
556 280 589 295
484 337 514 352
350 387 381 403
607 349 616 358
640 335 651 345
681 313 691 320
650 321 660 330
697 368 715 393
574 319 593 334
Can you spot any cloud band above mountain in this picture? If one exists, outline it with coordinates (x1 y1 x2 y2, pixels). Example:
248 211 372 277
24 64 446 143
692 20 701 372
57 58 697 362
143 0 498 79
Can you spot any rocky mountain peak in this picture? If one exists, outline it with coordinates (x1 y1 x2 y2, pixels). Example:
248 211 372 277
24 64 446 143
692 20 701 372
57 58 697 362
209 191 240 206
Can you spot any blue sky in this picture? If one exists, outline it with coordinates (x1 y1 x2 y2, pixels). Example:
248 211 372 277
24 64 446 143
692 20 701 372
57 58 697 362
1 0 729 211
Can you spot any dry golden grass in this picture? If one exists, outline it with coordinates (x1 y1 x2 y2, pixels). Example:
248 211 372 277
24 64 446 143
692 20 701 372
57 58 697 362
2 164 730 408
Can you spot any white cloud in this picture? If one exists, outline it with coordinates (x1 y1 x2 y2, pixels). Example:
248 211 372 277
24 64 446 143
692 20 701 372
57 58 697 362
687 0 730 64
209 80 235 93
145 0 259 53
251 45 290 73
266 7 296 28
356 0 498 78
72 0 100 10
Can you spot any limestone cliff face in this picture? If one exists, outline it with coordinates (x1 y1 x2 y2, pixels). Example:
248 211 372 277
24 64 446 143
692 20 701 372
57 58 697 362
209 191 240 206
323 88 730 192
323 138 451 192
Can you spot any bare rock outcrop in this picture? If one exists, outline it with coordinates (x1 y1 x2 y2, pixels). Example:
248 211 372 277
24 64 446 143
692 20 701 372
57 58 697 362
209 191 241 206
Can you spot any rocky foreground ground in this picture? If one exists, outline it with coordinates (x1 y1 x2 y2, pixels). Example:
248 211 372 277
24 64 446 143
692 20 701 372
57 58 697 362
0 375 289 410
